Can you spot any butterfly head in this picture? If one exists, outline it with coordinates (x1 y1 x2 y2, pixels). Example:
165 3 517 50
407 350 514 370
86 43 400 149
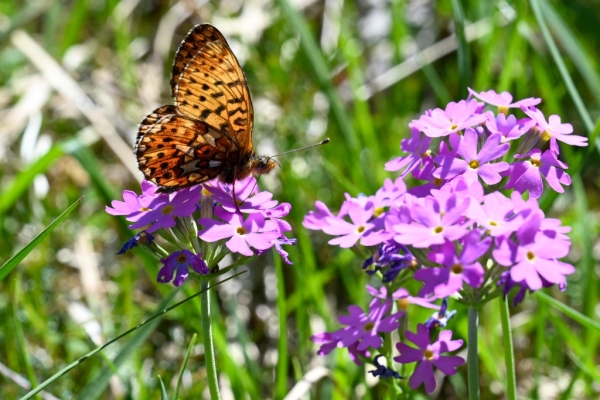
249 154 279 176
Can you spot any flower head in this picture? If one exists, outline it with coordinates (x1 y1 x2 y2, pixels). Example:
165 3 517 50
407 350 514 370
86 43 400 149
419 99 489 138
523 107 587 153
468 88 541 114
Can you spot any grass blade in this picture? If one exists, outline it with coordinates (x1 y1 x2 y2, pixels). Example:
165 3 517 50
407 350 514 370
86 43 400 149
450 0 470 98
534 291 600 332
0 196 83 281
158 375 169 400
173 333 197 400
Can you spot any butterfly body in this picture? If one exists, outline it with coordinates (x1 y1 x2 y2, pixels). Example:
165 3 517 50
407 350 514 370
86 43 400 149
135 24 276 191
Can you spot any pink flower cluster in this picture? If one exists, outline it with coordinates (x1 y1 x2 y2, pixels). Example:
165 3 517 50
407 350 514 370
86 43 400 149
107 176 296 286
305 89 585 393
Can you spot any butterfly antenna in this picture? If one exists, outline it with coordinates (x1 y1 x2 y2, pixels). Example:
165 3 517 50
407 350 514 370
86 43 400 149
270 138 330 158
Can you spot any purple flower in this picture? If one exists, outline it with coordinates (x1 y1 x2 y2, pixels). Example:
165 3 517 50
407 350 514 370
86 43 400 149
310 332 370 365
524 107 588 153
385 127 432 176
415 232 490 297
505 149 571 198
394 324 465 394
492 211 575 290
303 201 336 230
205 176 278 213
392 194 470 248
334 297 404 351
486 113 535 142
435 128 510 185
369 355 402 379
258 237 297 265
467 192 520 237
198 207 280 256
362 241 415 281
128 187 201 233
261 203 292 237
366 285 440 310
424 298 456 331
106 188 159 222
419 99 489 138
158 249 208 287
322 202 377 248
117 231 155 254
468 88 541 114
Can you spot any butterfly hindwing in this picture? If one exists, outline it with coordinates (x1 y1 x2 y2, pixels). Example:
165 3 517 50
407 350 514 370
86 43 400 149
136 106 235 189
171 25 254 156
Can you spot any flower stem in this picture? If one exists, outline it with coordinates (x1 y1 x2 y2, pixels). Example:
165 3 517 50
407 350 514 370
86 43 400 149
200 281 221 399
467 306 480 400
499 297 517 400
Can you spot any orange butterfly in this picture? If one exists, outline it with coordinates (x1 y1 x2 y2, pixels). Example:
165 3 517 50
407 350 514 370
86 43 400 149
135 24 277 191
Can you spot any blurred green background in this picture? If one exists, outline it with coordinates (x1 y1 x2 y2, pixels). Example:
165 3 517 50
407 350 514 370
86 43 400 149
1 0 599 398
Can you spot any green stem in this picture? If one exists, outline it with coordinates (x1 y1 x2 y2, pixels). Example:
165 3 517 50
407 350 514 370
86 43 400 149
274 251 288 400
467 307 480 400
201 281 221 399
499 297 517 400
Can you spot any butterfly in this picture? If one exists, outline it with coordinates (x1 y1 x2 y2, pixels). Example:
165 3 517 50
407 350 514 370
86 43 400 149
135 24 277 192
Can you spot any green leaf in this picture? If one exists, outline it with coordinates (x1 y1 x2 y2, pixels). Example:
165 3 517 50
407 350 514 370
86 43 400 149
535 291 600 332
158 375 169 400
0 196 83 281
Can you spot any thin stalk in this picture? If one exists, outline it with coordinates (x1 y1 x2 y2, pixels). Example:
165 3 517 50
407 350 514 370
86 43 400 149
274 251 288 399
201 281 221 399
467 307 480 400
499 297 517 400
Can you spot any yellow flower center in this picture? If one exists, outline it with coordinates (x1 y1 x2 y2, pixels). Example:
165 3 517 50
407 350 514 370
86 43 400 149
398 298 410 310
424 349 434 360
421 149 432 158
469 160 479 169
237 227 247 235
373 207 385 217
531 158 541 168
450 124 459 131
140 207 150 212
527 251 535 261
540 130 552 141
201 186 212 196
490 221 498 227
498 106 509 116
433 178 443 186
356 226 365 233
364 322 374 331
434 226 444 234
451 263 463 274
162 205 174 215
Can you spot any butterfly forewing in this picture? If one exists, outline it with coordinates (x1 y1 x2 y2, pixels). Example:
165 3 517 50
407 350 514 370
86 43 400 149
136 24 259 190
136 106 235 189
172 27 254 154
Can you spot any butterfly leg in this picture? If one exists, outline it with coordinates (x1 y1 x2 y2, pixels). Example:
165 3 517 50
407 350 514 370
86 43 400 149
232 180 242 213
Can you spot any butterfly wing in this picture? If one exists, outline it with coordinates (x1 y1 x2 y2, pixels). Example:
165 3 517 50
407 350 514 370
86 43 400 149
135 105 236 189
170 24 254 156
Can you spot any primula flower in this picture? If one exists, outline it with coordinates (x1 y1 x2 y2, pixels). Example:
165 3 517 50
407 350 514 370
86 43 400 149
310 332 371 365
334 297 404 351
106 188 158 222
486 113 535 142
416 233 490 297
395 324 465 394
467 192 521 237
369 355 401 379
366 285 439 310
392 194 470 248
419 99 489 138
435 128 509 185
505 149 571 198
128 187 201 232
385 127 432 176
322 202 378 248
158 249 208 287
424 298 457 331
493 211 575 290
362 241 415 282
303 201 337 230
198 207 280 257
523 107 588 153
206 176 278 213
468 88 541 114
117 231 155 255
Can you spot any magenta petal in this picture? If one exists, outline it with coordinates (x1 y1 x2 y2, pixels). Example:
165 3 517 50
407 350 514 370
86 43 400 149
226 235 253 256
433 355 465 375
410 361 436 393
395 343 423 363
